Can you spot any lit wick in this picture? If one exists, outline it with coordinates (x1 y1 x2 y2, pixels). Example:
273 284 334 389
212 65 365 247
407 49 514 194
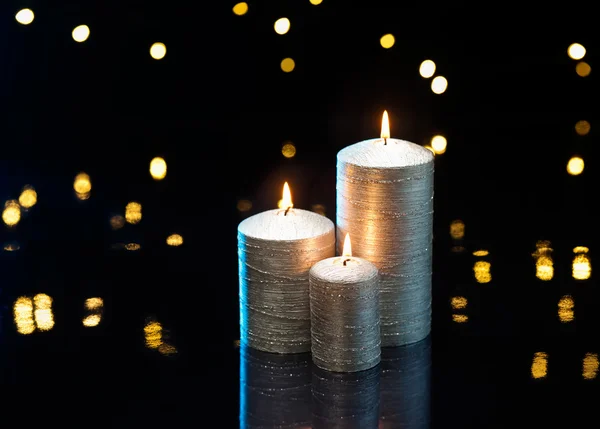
342 233 352 266
279 182 294 216
343 258 351 266
284 206 292 216
381 110 390 145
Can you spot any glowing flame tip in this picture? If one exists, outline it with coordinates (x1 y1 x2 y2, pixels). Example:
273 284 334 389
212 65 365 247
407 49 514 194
281 182 293 209
381 110 390 139
342 233 352 257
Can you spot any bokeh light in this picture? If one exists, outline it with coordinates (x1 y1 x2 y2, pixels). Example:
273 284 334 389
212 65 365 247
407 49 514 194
583 353 599 380
19 185 37 209
567 156 584 175
380 34 395 49
74 172 92 197
125 202 142 224
558 295 575 322
150 157 167 179
232 2 248 15
431 76 448 94
166 234 183 246
33 293 55 331
531 352 548 379
237 199 252 212
15 8 34 25
311 204 326 216
274 18 290 35
150 42 166 60
110 215 125 230
450 220 465 240
13 297 35 335
575 120 590 136
281 58 295 72
310 0 323 4
430 135 447 154
423 145 435 155
568 43 586 60
72 25 90 43
282 142 296 158
419 60 436 78
2 200 21 227
576 62 591 77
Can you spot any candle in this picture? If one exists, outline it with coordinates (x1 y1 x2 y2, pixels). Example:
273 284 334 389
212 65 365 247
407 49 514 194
336 111 434 347
309 233 380 372
238 182 335 353
239 344 311 428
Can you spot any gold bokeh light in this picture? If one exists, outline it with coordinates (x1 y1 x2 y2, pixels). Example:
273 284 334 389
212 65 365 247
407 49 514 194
576 62 591 77
281 58 295 73
237 199 252 212
72 25 90 43
583 353 599 380
575 120 590 136
568 43 586 60
33 293 55 331
573 251 591 280
567 156 584 175
282 142 296 158
13 296 35 335
380 34 395 49
74 172 91 199
474 261 491 283
110 215 125 230
2 200 21 227
144 320 163 349
274 17 291 35
233 2 248 15
531 352 548 379
431 76 448 94
430 135 447 154
150 42 166 60
419 60 436 78
125 201 142 224
15 8 34 25
166 234 183 246
558 295 575 323
450 220 465 240
310 0 323 4
451 296 467 310
19 185 37 208
150 157 167 179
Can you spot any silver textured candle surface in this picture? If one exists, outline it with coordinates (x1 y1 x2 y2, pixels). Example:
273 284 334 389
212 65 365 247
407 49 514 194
337 137 434 347
309 254 380 372
239 345 311 428
379 336 431 428
238 205 335 353
311 364 381 429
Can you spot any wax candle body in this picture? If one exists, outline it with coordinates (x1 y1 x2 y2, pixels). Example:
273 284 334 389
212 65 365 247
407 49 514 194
309 256 380 372
337 138 434 347
238 208 335 353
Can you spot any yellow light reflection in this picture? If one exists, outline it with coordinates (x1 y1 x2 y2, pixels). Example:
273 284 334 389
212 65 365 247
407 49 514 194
451 296 467 310
150 42 166 60
423 145 435 155
380 34 395 49
15 8 34 25
158 343 178 356
125 243 141 251
281 58 295 73
567 43 586 60
583 353 599 380
19 185 37 208
452 314 468 323
83 314 101 327
572 252 591 280
232 2 249 16
144 320 163 349
125 202 142 224
274 17 291 35
282 142 296 158
473 250 489 257
430 135 447 154
450 220 465 240
4 242 20 251
72 25 90 43
576 62 591 77
33 293 55 331
85 297 104 311
558 295 575 323
573 246 589 253
149 157 167 179
431 76 448 94
310 0 323 4
110 215 125 230
83 297 103 327
575 120 590 136
166 234 183 246
419 60 436 78
237 199 252 212
531 352 548 379
2 200 21 227
13 296 35 335
567 156 584 175
473 261 491 283
533 241 554 281
74 172 91 199
311 204 326 216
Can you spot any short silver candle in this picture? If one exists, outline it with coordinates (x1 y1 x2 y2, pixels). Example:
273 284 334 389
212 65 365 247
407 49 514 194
336 111 434 347
239 344 311 428
238 183 335 353
309 234 380 373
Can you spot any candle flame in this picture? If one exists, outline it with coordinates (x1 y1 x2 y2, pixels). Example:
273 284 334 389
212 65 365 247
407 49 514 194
381 110 390 139
342 233 352 257
281 182 293 209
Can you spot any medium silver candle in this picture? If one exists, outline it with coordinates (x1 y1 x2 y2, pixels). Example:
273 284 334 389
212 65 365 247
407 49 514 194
238 182 335 353
336 111 434 347
309 233 380 372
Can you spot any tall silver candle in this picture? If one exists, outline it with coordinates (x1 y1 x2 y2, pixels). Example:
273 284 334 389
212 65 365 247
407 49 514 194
239 344 311 428
336 111 434 347
238 182 335 353
309 233 380 372
379 336 431 428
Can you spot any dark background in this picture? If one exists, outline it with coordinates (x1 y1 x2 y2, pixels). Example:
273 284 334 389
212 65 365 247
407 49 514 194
1 1 598 427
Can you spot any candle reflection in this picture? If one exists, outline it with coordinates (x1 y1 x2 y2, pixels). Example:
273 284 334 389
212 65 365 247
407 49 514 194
451 296 468 323
557 295 575 323
531 352 548 379
33 293 55 331
239 345 311 429
312 364 380 429
572 246 591 280
533 240 554 281
582 353 599 380
83 297 104 327
379 336 431 429
13 296 35 335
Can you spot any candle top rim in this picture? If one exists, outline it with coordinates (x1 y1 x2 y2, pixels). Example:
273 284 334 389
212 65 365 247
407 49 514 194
337 138 433 168
310 256 379 283
238 208 334 241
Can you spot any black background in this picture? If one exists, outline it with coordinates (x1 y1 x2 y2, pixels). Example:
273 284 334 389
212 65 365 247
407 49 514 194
1 1 598 427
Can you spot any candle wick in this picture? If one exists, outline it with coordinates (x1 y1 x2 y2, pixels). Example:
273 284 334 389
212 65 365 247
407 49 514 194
343 258 351 266
383 137 387 145
284 206 292 216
